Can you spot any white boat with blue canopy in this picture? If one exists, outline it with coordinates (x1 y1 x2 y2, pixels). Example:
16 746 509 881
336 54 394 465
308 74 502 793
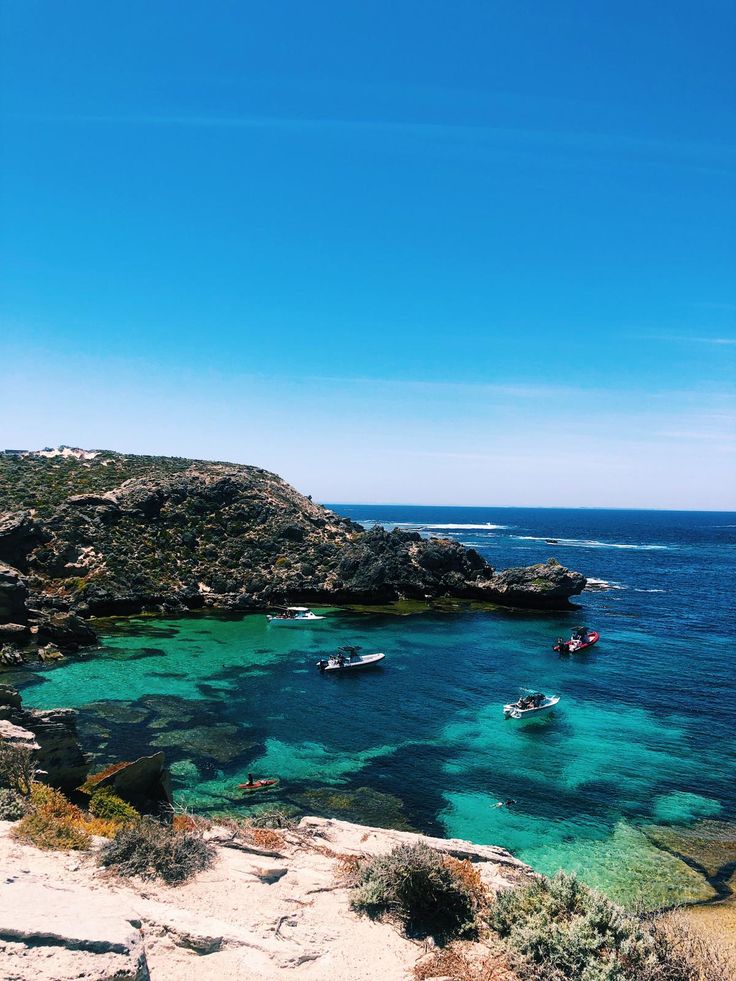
504 689 560 720
266 606 325 626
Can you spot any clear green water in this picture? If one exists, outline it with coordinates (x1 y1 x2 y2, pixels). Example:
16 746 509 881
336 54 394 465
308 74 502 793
8 506 736 910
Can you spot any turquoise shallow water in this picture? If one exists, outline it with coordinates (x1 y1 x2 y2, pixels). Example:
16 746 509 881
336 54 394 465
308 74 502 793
8 507 736 909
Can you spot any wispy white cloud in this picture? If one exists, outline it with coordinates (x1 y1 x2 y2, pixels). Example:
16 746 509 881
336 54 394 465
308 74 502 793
643 334 736 346
9 112 736 173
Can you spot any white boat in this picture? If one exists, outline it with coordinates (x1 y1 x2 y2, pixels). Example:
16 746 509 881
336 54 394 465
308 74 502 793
503 691 560 720
317 646 385 673
266 606 325 626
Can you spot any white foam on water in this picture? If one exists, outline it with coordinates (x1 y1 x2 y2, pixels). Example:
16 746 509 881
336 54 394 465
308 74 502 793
420 523 509 530
634 588 667 593
586 577 625 591
514 535 668 551
354 520 509 531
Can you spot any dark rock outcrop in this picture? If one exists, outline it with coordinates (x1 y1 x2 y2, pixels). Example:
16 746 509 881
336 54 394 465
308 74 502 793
35 612 98 652
486 559 588 608
0 451 586 648
0 512 47 570
0 685 89 790
0 562 28 623
90 751 173 815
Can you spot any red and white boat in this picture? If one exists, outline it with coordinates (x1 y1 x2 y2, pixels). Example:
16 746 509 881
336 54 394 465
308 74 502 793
554 627 599 654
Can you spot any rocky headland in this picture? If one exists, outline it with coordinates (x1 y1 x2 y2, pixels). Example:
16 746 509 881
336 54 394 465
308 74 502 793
0 448 586 662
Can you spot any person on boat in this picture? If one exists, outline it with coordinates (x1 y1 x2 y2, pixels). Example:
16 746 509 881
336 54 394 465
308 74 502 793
337 652 345 667
246 773 255 787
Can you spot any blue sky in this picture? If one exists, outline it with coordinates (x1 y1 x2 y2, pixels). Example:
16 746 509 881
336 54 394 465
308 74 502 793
1 1 734 508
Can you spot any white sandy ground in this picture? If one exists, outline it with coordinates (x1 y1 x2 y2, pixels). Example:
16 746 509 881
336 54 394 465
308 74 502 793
0 817 532 981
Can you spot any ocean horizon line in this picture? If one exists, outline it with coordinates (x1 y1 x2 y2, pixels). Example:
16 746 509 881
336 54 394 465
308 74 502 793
323 502 736 515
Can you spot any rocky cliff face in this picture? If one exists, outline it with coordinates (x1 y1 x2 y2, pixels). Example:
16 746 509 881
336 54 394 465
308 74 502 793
0 685 88 790
0 450 586 659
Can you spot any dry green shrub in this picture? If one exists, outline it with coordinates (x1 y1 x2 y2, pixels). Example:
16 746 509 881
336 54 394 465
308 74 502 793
0 787 31 821
0 742 36 795
489 872 730 981
99 816 216 885
351 842 482 941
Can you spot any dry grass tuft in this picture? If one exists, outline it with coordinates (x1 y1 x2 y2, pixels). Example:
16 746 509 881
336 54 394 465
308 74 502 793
414 943 516 981
648 909 733 981
241 826 286 850
171 814 198 833
79 761 130 793
443 855 490 910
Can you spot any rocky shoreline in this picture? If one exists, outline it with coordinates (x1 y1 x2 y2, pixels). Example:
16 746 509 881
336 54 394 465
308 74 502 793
0 814 532 981
0 450 587 663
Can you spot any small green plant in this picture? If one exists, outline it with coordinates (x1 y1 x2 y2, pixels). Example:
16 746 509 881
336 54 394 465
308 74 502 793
88 788 139 824
0 787 31 820
351 843 481 941
99 817 216 885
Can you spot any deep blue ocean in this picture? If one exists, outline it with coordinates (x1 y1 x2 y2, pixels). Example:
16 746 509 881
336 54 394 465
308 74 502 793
9 506 736 909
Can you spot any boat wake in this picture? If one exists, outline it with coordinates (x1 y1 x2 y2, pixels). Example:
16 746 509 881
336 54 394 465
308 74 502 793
514 536 668 551
357 520 510 532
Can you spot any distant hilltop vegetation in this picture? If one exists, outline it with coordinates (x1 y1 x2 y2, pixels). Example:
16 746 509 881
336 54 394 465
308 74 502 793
0 449 586 660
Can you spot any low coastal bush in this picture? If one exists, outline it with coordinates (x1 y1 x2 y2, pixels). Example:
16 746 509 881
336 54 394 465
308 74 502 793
489 872 728 981
12 783 122 849
99 817 216 885
351 842 485 941
0 787 31 820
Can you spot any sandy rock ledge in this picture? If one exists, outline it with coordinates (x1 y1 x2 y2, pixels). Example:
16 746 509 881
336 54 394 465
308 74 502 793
0 816 532 981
